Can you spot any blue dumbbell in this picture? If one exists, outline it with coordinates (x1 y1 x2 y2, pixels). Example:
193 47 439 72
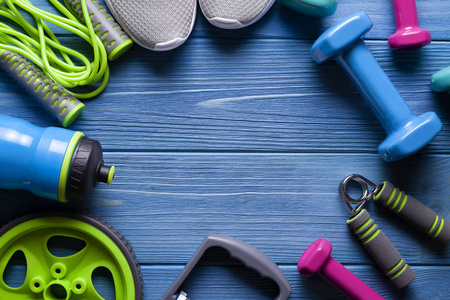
311 12 442 162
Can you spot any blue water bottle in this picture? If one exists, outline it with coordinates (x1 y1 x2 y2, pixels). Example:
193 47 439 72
0 114 115 202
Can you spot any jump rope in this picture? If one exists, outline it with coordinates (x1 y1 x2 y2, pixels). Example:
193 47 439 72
0 0 132 126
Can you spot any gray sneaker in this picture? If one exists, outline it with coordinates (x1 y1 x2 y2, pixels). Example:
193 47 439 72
199 0 275 29
104 0 197 51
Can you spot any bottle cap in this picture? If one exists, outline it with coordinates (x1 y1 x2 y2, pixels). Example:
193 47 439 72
66 137 115 202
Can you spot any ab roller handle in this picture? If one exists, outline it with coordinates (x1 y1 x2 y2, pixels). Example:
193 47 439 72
67 0 133 61
0 51 84 127
347 209 415 289
162 234 292 300
373 181 450 244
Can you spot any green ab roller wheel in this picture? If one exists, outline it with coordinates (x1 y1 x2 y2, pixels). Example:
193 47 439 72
0 212 143 300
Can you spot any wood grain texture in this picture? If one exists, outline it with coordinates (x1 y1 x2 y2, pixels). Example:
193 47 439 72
4 162 448 299
3 39 450 154
0 0 449 299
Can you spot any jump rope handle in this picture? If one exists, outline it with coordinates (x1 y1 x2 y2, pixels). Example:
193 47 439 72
0 51 84 127
66 0 133 61
347 209 415 289
373 181 450 244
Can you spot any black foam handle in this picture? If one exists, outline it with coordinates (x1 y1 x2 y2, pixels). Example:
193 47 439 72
347 209 415 289
373 181 450 244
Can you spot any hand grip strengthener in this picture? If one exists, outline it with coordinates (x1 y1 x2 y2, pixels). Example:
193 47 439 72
339 174 450 289
339 175 415 289
341 174 450 244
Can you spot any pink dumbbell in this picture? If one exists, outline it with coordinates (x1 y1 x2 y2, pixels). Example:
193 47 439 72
388 0 431 50
298 239 384 300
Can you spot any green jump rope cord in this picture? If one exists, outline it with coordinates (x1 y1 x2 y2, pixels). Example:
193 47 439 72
0 0 109 99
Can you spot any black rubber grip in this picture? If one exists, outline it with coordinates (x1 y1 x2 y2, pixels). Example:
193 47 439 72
347 209 415 289
374 181 450 244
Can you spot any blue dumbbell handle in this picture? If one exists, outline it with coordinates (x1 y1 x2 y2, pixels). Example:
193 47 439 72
337 42 414 133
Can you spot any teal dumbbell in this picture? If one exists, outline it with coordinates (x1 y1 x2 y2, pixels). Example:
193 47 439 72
279 0 337 17
431 66 450 93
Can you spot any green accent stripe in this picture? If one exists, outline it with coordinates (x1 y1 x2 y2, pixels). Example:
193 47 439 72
390 263 408 279
355 218 372 233
389 191 403 210
108 39 134 61
107 166 115 185
358 224 377 240
394 195 408 213
426 216 439 235
58 131 84 202
373 182 386 200
383 188 397 206
362 229 380 244
347 209 365 223
386 259 404 275
62 102 85 127
431 219 445 238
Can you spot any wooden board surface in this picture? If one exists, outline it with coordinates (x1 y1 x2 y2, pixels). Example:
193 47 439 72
0 1 449 299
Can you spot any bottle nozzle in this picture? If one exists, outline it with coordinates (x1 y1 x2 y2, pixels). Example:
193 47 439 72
98 165 115 185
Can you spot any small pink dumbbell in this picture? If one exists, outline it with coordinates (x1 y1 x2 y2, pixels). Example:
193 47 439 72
388 0 431 50
298 239 384 300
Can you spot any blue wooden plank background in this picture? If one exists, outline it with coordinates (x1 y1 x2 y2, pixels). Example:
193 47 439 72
0 0 449 299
